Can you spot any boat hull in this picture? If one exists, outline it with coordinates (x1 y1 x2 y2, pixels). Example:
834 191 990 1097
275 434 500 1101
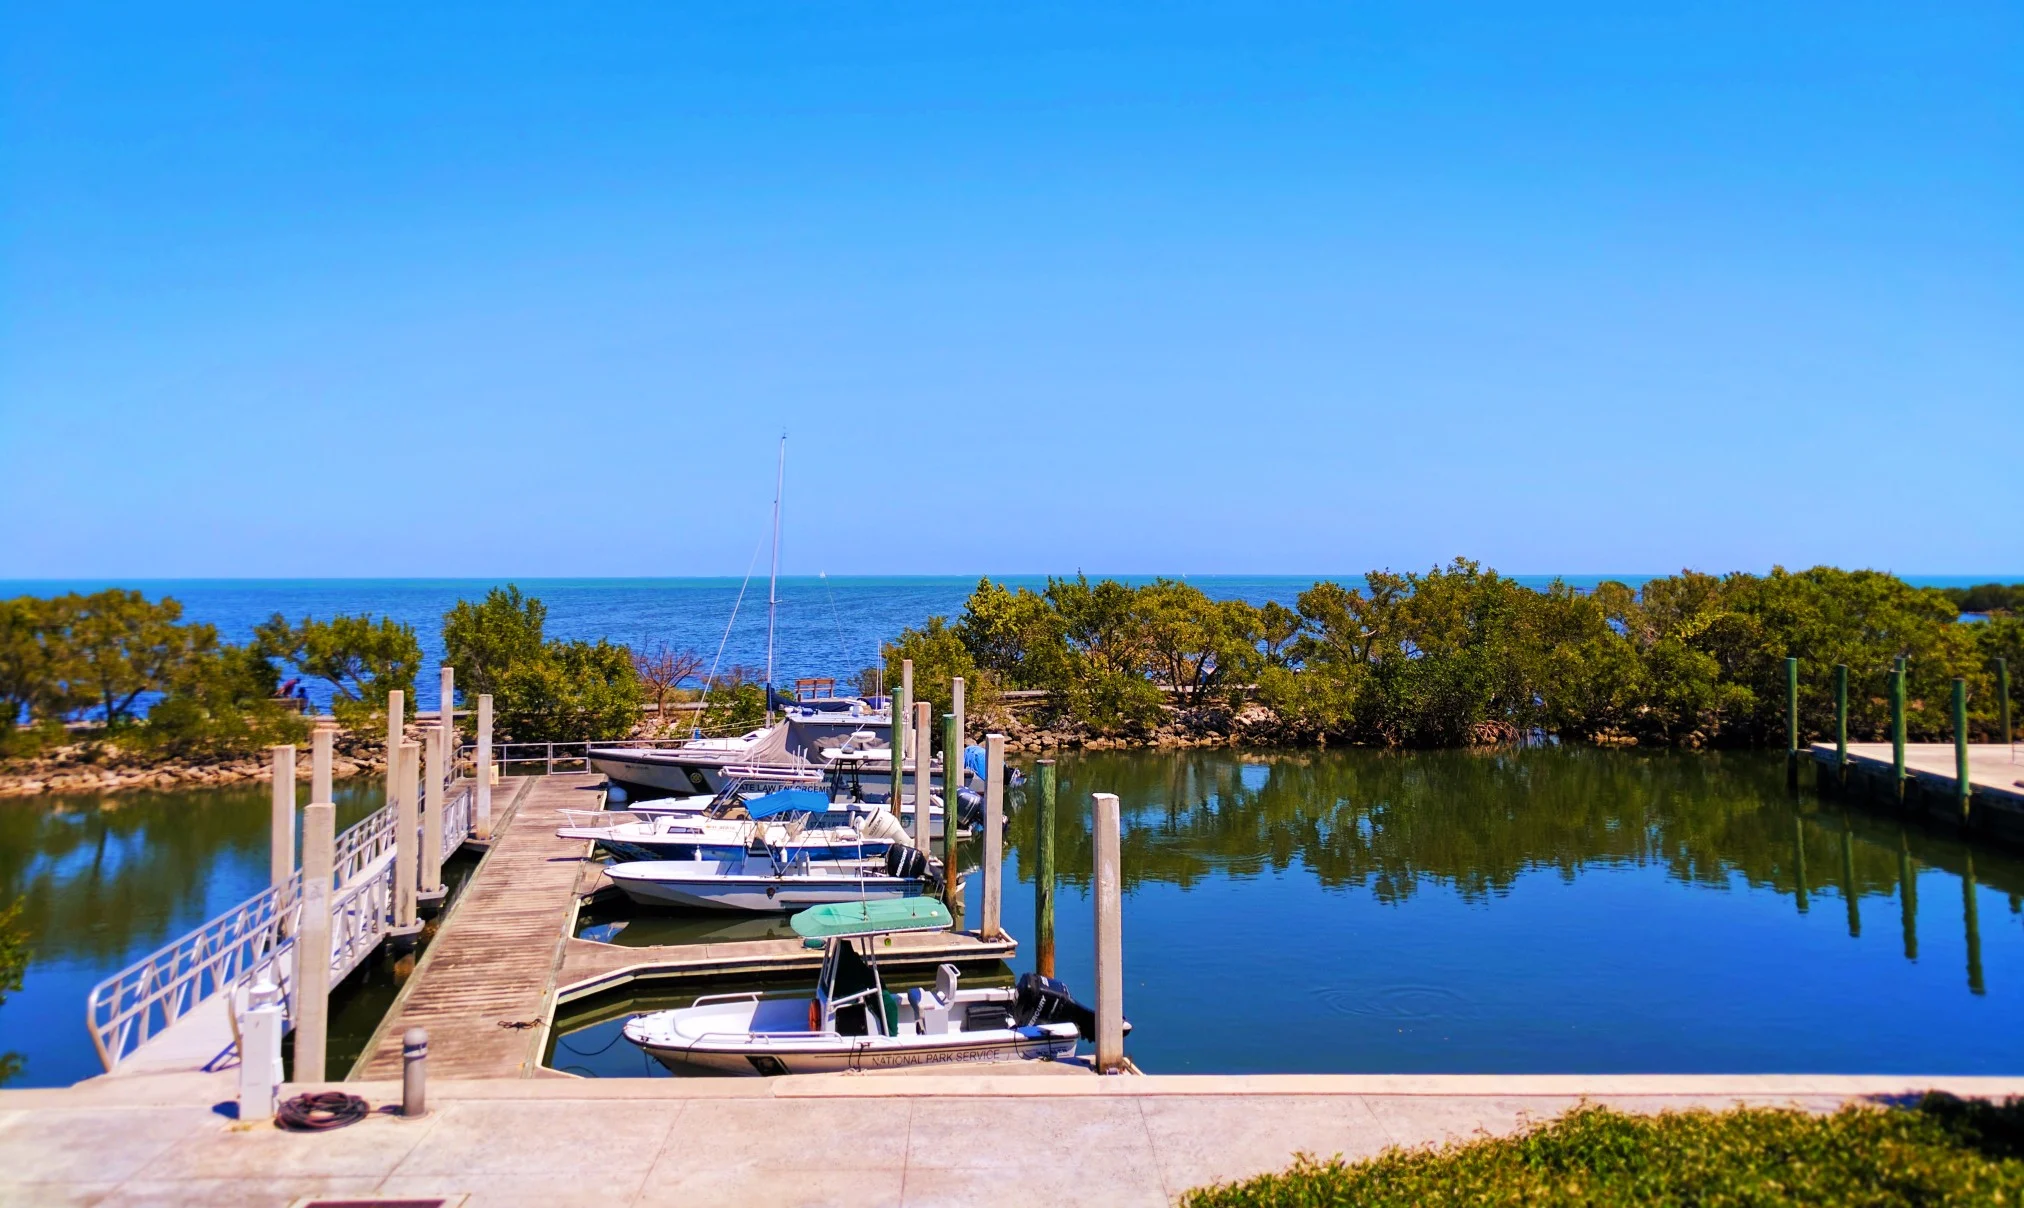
635 1030 1077 1076
605 866 928 913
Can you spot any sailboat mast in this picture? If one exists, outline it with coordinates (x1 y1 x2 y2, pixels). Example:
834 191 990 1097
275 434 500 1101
765 434 785 722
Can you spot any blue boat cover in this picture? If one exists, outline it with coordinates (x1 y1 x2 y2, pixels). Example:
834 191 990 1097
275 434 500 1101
963 744 987 780
743 788 831 819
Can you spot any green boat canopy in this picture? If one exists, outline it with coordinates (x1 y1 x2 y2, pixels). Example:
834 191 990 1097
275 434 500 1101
791 898 952 941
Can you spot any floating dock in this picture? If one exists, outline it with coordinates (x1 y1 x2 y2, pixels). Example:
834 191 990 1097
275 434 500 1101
352 772 1018 1081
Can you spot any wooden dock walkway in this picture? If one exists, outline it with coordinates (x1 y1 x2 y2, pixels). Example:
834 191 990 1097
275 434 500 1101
352 773 601 1080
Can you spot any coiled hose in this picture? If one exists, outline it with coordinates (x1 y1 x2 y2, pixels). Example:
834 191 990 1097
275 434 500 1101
276 1091 371 1131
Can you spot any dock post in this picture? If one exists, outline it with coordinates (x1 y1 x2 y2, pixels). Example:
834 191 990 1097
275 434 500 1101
1034 760 1057 979
1964 852 1984 996
295 800 335 1082
982 734 1005 940
913 702 933 852
270 745 296 900
1092 790 1125 1073
1833 663 1848 781
394 740 422 938
1785 657 1800 789
311 724 334 806
1898 833 1918 961
475 694 493 840
419 724 446 914
439 665 455 777
892 660 912 817
942 711 962 920
1999 657 2013 748
385 689 405 811
1891 657 1907 802
952 676 965 787
1952 678 1972 821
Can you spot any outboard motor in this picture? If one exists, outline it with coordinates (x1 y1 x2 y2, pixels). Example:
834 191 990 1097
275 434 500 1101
955 787 986 831
883 844 930 881
1012 972 1101 1040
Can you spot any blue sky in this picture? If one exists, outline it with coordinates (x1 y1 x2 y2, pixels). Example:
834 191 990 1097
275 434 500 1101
2 3 2018 579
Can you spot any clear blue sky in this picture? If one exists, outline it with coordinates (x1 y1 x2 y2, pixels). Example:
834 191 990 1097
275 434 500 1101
3 3 2018 579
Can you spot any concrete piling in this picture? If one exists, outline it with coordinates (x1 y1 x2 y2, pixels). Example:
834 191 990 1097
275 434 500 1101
269 746 296 899
419 725 446 914
1092 790 1125 1073
394 740 421 936
311 725 334 806
893 660 913 817
439 666 455 777
913 702 933 853
942 712 962 918
475 694 494 839
295 800 335 1082
386 689 405 816
982 734 1005 940
1035 760 1057 979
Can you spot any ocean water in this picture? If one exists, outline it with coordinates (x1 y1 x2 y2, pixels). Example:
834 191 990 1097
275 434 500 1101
0 573 2006 714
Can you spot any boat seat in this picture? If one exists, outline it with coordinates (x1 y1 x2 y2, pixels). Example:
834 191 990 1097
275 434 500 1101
934 963 960 1005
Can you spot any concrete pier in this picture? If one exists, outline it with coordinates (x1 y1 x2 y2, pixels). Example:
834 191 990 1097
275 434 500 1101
1810 742 2024 842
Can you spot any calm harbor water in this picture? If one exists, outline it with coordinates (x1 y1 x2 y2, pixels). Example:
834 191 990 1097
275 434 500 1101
553 747 2024 1077
6 747 2023 1086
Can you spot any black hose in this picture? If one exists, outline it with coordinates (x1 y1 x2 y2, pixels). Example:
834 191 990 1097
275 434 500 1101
276 1091 371 1131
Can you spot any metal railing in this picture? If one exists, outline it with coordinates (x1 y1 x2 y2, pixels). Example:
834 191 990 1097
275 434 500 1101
87 781 479 1073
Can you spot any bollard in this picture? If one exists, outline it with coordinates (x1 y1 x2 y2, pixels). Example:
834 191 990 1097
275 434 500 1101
981 734 1005 940
892 659 913 819
913 702 933 853
295 801 335 1082
1034 760 1058 979
475 694 494 839
419 724 446 912
394 740 421 936
1833 663 1848 781
942 712 962 916
1785 657 1800 789
237 976 285 1122
402 1028 429 1118
1952 678 1971 820
269 745 296 901
1890 658 1907 802
1092 791 1125 1073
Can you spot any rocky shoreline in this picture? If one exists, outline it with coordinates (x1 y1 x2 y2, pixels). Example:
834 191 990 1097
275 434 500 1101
0 727 428 798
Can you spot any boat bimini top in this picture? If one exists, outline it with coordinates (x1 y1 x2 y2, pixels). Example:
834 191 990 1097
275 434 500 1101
790 898 953 944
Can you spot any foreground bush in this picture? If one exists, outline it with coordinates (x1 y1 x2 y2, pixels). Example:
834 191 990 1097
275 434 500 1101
1183 1098 2024 1207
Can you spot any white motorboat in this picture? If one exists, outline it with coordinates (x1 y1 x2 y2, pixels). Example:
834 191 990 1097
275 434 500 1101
587 700 892 798
603 843 941 913
558 798 902 864
624 899 1113 1075
624 783 971 841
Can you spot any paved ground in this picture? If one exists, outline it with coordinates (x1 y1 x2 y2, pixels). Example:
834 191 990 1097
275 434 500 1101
5 1072 2022 1207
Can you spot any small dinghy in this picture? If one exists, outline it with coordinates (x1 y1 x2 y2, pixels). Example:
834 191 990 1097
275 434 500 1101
624 899 1116 1075
604 842 941 913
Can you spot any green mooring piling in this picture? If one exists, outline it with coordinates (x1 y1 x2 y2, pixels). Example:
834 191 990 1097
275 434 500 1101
1793 815 1809 915
1785 657 1801 789
1898 833 1918 961
1964 852 1984 996
1834 663 1849 779
1034 759 1057 979
1891 656 1907 801
1839 819 1860 939
1952 677 1971 820
1999 657 2012 748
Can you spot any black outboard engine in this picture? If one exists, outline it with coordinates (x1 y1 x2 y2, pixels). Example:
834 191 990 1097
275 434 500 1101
883 844 930 881
1013 972 1101 1040
955 787 986 831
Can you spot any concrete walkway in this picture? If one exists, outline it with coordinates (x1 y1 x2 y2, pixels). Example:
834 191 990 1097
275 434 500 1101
6 1072 2023 1207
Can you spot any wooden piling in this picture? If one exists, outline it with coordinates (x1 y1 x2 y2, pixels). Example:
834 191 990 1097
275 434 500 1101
1833 663 1848 780
1785 657 1800 788
982 734 1005 940
269 745 296 896
912 702 933 852
1890 657 1907 801
395 740 421 932
1034 760 1057 979
420 724 446 907
1952 678 1971 819
942 711 962 918
892 660 912 816
1092 790 1125 1073
1999 657 2013 748
475 694 493 839
295 800 335 1082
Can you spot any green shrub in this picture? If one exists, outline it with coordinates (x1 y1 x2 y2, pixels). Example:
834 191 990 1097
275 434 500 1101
1183 1099 2024 1207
